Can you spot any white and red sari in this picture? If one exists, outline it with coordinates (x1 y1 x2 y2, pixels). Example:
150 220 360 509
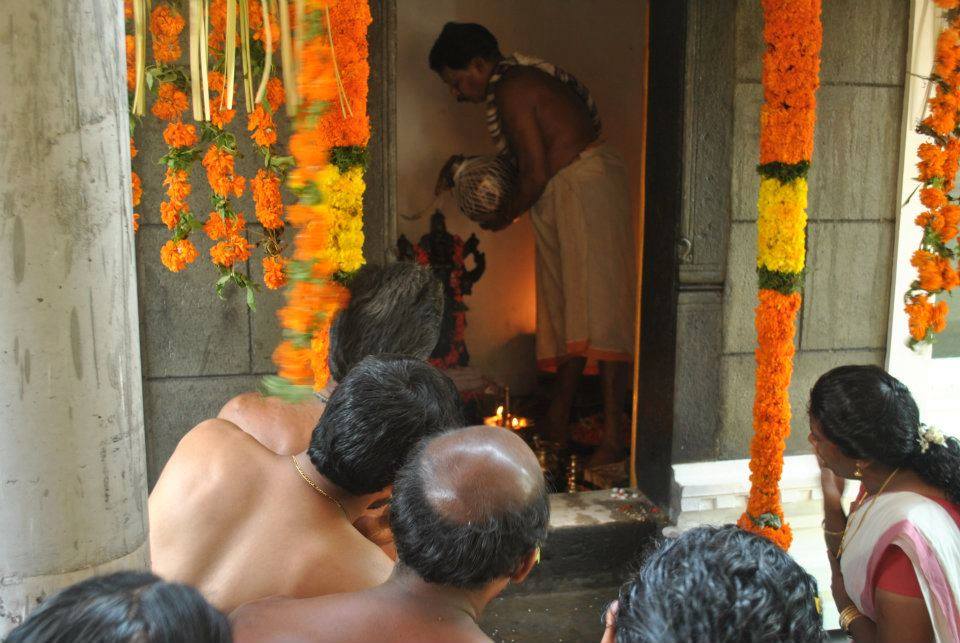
840 491 960 642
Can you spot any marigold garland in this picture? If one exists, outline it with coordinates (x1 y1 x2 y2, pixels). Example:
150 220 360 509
905 6 960 345
737 0 822 551
266 0 371 399
246 0 291 292
125 3 141 232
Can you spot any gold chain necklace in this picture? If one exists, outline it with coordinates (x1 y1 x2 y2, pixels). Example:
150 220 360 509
837 468 899 559
291 455 347 519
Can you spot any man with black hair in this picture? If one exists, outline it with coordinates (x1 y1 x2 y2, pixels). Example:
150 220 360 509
601 525 825 643
149 356 464 614
430 22 635 464
230 425 548 642
218 262 444 456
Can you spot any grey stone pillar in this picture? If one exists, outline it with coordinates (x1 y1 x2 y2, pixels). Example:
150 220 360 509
0 1 149 633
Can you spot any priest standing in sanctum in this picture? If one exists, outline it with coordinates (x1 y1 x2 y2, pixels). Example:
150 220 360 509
430 22 636 465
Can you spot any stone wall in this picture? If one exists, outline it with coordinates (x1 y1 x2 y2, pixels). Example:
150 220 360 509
135 1 395 487
672 0 908 463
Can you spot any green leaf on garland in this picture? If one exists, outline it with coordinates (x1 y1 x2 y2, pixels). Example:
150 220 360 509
330 146 369 173
259 375 314 403
756 160 810 183
757 267 805 294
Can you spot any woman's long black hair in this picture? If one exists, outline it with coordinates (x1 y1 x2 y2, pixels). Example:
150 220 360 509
809 364 960 504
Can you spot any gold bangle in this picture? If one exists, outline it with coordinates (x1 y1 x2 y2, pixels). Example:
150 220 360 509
839 605 864 632
821 519 844 536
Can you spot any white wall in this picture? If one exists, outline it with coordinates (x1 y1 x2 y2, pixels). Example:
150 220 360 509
397 0 646 392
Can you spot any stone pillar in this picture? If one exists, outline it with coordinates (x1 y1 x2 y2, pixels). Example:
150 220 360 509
0 1 149 633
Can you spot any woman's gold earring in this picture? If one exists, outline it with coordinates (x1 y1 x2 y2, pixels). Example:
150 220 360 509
534 547 541 565
853 463 863 479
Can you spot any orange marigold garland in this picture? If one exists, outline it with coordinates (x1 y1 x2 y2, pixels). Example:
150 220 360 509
149 1 202 275
737 0 822 551
905 7 960 345
264 1 354 399
247 0 293 290
319 0 371 275
125 3 141 232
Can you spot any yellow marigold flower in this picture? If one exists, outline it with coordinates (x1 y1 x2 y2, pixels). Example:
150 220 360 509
757 177 807 274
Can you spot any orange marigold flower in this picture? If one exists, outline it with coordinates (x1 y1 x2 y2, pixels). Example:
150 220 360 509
124 0 133 20
934 0 960 10
152 82 189 121
130 136 138 158
160 238 198 272
289 131 331 167
208 70 226 94
131 171 142 207
932 299 950 332
917 142 948 181
164 167 191 204
133 212 140 232
160 201 184 229
210 102 237 129
210 234 252 267
150 3 186 64
162 121 199 148
207 0 228 54
203 212 246 240
251 169 284 229
248 104 277 148
202 145 245 197
923 92 960 137
942 262 960 292
266 77 285 110
273 340 314 385
125 35 136 91
263 255 287 289
920 187 949 209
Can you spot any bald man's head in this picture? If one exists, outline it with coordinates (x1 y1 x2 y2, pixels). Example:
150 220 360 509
390 426 549 588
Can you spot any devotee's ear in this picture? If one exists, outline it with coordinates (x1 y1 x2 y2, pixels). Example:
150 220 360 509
366 485 392 509
510 547 540 584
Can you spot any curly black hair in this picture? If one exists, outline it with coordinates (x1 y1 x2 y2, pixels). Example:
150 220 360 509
308 355 464 496
613 525 824 643
809 364 960 504
428 22 502 73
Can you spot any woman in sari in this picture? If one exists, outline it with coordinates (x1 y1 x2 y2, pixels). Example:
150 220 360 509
811 365 960 642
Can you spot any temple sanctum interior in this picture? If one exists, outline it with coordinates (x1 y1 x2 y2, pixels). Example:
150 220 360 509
2 1 960 642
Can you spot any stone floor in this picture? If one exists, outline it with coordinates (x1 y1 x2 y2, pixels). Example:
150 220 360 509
481 586 616 643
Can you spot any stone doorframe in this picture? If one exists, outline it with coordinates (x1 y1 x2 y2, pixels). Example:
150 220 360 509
362 0 398 264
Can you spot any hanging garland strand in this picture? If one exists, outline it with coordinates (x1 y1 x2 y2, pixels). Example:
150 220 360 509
263 0 371 400
247 1 295 290
125 1 143 232
737 0 823 551
317 0 371 278
146 1 205 274
905 1 960 346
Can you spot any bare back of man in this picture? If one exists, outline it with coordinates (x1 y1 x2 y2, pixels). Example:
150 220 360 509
149 418 392 613
495 65 598 180
231 584 491 643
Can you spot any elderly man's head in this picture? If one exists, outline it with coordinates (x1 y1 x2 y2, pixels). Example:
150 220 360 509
327 262 443 383
390 425 549 588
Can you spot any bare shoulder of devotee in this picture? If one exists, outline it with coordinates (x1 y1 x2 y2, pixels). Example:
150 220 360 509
217 391 321 455
148 419 260 582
